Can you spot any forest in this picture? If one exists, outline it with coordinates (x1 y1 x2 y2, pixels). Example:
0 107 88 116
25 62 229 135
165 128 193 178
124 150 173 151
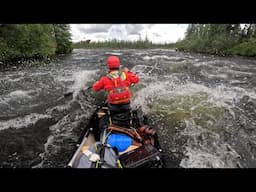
176 24 256 57
0 24 73 62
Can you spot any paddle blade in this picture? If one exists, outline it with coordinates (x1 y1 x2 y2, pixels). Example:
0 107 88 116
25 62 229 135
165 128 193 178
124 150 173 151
64 91 73 97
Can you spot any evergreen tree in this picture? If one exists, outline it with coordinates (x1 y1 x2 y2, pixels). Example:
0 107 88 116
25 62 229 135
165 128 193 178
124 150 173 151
0 24 57 61
177 23 256 56
53 24 73 54
0 24 73 62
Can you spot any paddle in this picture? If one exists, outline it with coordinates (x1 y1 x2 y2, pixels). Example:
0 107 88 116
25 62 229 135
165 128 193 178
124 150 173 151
63 68 137 98
64 86 92 97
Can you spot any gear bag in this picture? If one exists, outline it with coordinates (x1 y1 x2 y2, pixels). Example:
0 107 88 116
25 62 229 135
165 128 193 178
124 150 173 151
77 142 120 168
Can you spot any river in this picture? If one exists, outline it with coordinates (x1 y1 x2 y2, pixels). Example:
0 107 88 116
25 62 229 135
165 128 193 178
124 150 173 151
0 49 256 168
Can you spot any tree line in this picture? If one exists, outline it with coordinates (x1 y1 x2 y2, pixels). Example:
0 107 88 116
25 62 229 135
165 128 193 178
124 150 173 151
0 24 73 62
73 39 176 49
176 24 256 57
3 24 255 62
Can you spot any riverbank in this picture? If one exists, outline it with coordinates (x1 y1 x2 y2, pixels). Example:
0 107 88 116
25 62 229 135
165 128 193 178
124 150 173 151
176 44 256 58
0 24 73 68
176 48 256 61
176 24 256 58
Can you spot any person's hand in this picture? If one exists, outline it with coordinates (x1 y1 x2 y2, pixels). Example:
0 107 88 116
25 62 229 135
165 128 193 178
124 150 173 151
123 67 129 72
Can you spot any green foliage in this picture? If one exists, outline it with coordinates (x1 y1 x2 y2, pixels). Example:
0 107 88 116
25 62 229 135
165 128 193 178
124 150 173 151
0 24 73 62
53 24 73 54
177 24 256 57
227 38 256 56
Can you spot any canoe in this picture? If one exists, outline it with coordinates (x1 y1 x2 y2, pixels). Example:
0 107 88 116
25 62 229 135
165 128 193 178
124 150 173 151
68 103 163 168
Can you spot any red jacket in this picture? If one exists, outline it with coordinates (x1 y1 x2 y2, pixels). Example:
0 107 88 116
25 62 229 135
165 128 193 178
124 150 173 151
92 70 139 104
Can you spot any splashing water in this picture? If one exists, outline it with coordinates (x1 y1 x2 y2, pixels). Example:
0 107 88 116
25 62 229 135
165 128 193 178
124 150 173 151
0 49 256 168
130 50 256 168
68 70 99 97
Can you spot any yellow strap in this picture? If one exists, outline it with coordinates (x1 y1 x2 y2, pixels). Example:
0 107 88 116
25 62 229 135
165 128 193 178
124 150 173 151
121 72 126 81
131 127 142 140
109 116 112 125
108 71 126 81
96 160 99 168
116 159 123 168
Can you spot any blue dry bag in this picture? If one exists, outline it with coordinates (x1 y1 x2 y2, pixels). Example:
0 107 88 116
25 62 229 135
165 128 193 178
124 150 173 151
107 133 132 152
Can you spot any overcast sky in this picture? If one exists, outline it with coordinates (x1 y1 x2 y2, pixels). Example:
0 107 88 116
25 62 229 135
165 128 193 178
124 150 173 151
70 24 188 44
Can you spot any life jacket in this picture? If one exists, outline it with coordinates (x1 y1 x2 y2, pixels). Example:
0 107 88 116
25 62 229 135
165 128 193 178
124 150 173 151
107 71 131 104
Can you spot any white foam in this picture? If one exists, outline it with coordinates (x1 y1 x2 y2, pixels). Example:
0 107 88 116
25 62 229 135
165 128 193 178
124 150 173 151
180 143 241 168
132 78 180 112
56 74 74 83
180 147 226 168
7 77 23 82
0 71 26 81
105 52 122 56
0 90 35 105
200 70 228 79
194 60 235 68
180 149 224 168
68 70 99 97
226 68 253 76
179 119 241 168
9 90 32 99
209 73 228 79
143 55 183 61
133 51 149 55
176 82 254 106
132 77 256 120
30 72 48 76
44 135 54 154
230 80 248 85
0 113 51 130
132 77 252 168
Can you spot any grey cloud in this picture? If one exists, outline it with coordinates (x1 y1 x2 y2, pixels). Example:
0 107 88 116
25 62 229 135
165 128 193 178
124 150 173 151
77 24 112 34
107 25 127 40
76 24 146 37
153 32 161 37
94 33 108 38
124 24 144 35
146 24 155 28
